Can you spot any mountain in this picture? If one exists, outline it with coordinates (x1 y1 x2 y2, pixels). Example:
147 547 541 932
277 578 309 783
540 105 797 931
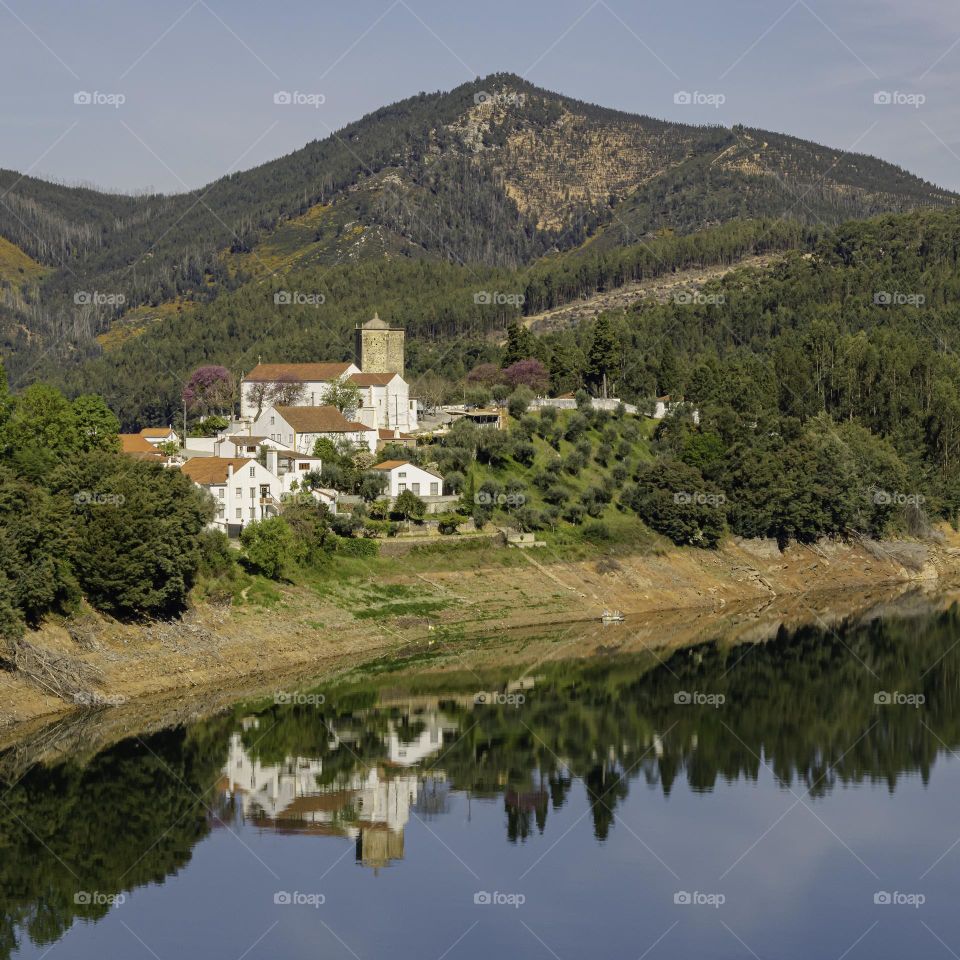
0 72 955 382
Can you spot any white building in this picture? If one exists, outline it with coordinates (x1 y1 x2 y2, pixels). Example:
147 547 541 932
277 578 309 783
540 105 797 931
372 459 444 498
240 362 360 419
251 405 377 455
349 372 418 433
139 426 180 446
180 456 284 530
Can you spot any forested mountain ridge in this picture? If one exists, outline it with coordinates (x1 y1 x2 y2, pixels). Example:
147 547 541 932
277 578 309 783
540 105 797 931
0 72 954 379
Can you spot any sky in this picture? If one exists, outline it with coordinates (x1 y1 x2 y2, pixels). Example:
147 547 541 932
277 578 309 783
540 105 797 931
2 0 960 193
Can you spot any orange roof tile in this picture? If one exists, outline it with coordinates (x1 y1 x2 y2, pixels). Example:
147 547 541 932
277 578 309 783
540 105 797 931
275 405 374 433
181 457 253 485
350 372 399 386
244 362 353 383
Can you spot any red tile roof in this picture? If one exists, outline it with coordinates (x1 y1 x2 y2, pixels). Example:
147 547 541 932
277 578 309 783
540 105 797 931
181 457 253 485
350 372 399 386
244 362 353 383
119 434 164 459
275 405 374 433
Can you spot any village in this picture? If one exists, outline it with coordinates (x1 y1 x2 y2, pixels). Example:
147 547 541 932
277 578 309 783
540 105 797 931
119 314 458 536
120 312 691 540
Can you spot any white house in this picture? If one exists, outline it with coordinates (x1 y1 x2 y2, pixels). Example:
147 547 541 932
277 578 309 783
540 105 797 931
139 426 179 446
181 457 284 531
372 460 444 498
251 405 377 455
349 371 418 433
240 362 360 419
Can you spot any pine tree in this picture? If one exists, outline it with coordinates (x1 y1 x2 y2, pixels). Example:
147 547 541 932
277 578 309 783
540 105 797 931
587 314 618 397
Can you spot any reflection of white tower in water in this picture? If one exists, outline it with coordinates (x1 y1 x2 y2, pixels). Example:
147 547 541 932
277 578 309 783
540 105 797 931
219 709 458 868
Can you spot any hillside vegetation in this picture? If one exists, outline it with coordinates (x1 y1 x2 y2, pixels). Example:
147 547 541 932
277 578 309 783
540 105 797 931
0 73 953 376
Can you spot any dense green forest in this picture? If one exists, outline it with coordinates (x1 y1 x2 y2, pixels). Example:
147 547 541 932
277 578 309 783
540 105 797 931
51 218 805 427
0 366 217 637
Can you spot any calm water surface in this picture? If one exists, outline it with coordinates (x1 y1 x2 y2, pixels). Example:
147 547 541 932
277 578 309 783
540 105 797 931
4 602 960 958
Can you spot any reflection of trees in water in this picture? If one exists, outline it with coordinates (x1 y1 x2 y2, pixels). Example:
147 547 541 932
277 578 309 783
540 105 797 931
4 604 960 956
427 605 960 839
0 719 233 959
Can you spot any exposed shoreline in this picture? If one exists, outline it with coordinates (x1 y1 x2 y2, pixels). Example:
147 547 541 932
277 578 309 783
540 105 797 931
3 534 960 746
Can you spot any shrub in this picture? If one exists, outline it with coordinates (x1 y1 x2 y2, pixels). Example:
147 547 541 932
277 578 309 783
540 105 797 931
626 460 726 547
581 520 612 543
507 386 535 420
564 414 590 442
444 470 466 494
336 536 378 557
511 439 536 466
394 489 427 521
51 452 212 618
241 517 295 580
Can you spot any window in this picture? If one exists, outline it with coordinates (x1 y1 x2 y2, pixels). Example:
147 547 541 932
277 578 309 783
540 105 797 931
235 508 242 519
399 471 407 478
430 482 439 496
235 487 242 498
398 483 406 493
412 483 420 495
249 507 255 519
299 463 309 471
217 505 225 518
249 466 255 477
217 488 225 499
270 416 275 426
250 487 256 499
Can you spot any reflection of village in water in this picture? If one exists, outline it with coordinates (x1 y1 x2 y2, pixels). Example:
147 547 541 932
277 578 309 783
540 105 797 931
219 701 464 870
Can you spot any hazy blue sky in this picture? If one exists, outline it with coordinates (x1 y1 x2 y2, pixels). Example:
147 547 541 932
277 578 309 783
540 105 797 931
2 0 960 193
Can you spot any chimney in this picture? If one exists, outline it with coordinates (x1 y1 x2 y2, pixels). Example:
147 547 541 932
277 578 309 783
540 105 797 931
228 463 234 480
265 448 278 475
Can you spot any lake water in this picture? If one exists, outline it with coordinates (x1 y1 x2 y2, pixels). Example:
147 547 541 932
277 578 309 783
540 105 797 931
4 598 960 959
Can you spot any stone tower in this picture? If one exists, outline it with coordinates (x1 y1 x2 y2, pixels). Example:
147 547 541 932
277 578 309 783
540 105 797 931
355 312 405 377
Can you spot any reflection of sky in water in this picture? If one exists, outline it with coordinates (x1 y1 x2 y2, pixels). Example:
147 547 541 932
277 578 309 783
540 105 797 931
13 757 957 960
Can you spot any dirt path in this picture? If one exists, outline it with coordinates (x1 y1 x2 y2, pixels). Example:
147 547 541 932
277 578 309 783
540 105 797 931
523 254 779 334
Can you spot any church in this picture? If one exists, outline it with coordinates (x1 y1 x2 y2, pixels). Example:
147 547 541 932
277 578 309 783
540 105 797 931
239 314 418 433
